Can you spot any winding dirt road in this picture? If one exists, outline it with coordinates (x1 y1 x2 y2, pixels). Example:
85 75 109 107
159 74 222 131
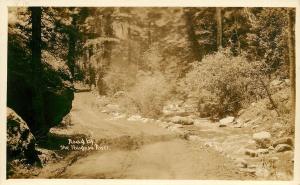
43 91 254 179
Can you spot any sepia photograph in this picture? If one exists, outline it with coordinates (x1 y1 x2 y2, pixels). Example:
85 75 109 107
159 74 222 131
1 1 299 183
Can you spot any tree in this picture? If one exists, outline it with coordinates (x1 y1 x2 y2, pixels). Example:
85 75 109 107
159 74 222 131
52 8 90 82
288 8 295 125
216 7 223 49
245 8 289 75
29 7 47 139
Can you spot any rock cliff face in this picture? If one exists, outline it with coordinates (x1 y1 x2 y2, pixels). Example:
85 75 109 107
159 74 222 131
7 33 74 138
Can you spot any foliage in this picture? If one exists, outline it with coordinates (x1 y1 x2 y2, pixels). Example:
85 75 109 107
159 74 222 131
179 49 264 118
8 7 295 125
103 63 136 95
245 8 289 75
120 71 173 118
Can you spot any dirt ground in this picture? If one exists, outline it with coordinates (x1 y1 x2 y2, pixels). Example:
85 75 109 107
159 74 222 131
34 91 257 179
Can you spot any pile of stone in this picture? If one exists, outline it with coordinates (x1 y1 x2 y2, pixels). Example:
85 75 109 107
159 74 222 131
245 131 293 158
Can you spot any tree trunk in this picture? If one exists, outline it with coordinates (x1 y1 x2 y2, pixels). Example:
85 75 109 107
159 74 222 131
216 7 223 49
67 31 76 81
259 78 280 116
67 13 78 81
288 9 295 125
128 21 132 64
148 21 152 46
30 7 47 139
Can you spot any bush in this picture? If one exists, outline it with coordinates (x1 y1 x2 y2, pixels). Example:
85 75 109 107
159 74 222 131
120 71 173 118
103 63 136 95
178 49 264 118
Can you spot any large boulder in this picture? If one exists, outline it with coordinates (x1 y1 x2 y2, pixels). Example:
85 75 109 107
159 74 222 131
7 107 40 164
274 144 293 153
219 116 235 127
7 38 74 138
253 131 272 148
272 137 294 147
43 84 74 128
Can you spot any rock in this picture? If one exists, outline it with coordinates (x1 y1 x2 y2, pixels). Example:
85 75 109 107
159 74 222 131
253 131 271 148
193 118 211 126
255 166 270 177
127 115 142 121
141 118 149 123
112 113 126 120
282 151 294 162
268 146 275 151
273 122 282 129
168 116 194 125
245 149 258 157
274 144 292 153
36 148 61 166
235 118 243 124
270 156 279 163
235 158 248 168
270 79 283 87
272 137 294 147
239 168 256 175
105 104 120 112
218 124 227 128
59 114 72 127
173 124 183 128
167 124 184 133
284 79 290 85
7 48 74 138
233 124 242 128
244 148 268 157
247 164 257 169
188 135 201 142
158 122 169 128
156 120 162 123
162 103 185 116
113 91 125 98
204 142 214 147
148 118 154 122
219 116 235 127
101 109 108 113
237 109 245 116
256 148 269 155
233 119 243 128
7 107 40 164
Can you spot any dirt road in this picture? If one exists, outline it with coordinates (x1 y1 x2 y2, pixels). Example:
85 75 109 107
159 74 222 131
43 91 253 179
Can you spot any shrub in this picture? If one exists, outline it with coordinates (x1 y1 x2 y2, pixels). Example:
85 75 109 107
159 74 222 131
120 71 173 118
179 49 264 118
103 63 136 95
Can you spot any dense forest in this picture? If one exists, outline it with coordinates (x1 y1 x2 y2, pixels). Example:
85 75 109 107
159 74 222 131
7 7 295 179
